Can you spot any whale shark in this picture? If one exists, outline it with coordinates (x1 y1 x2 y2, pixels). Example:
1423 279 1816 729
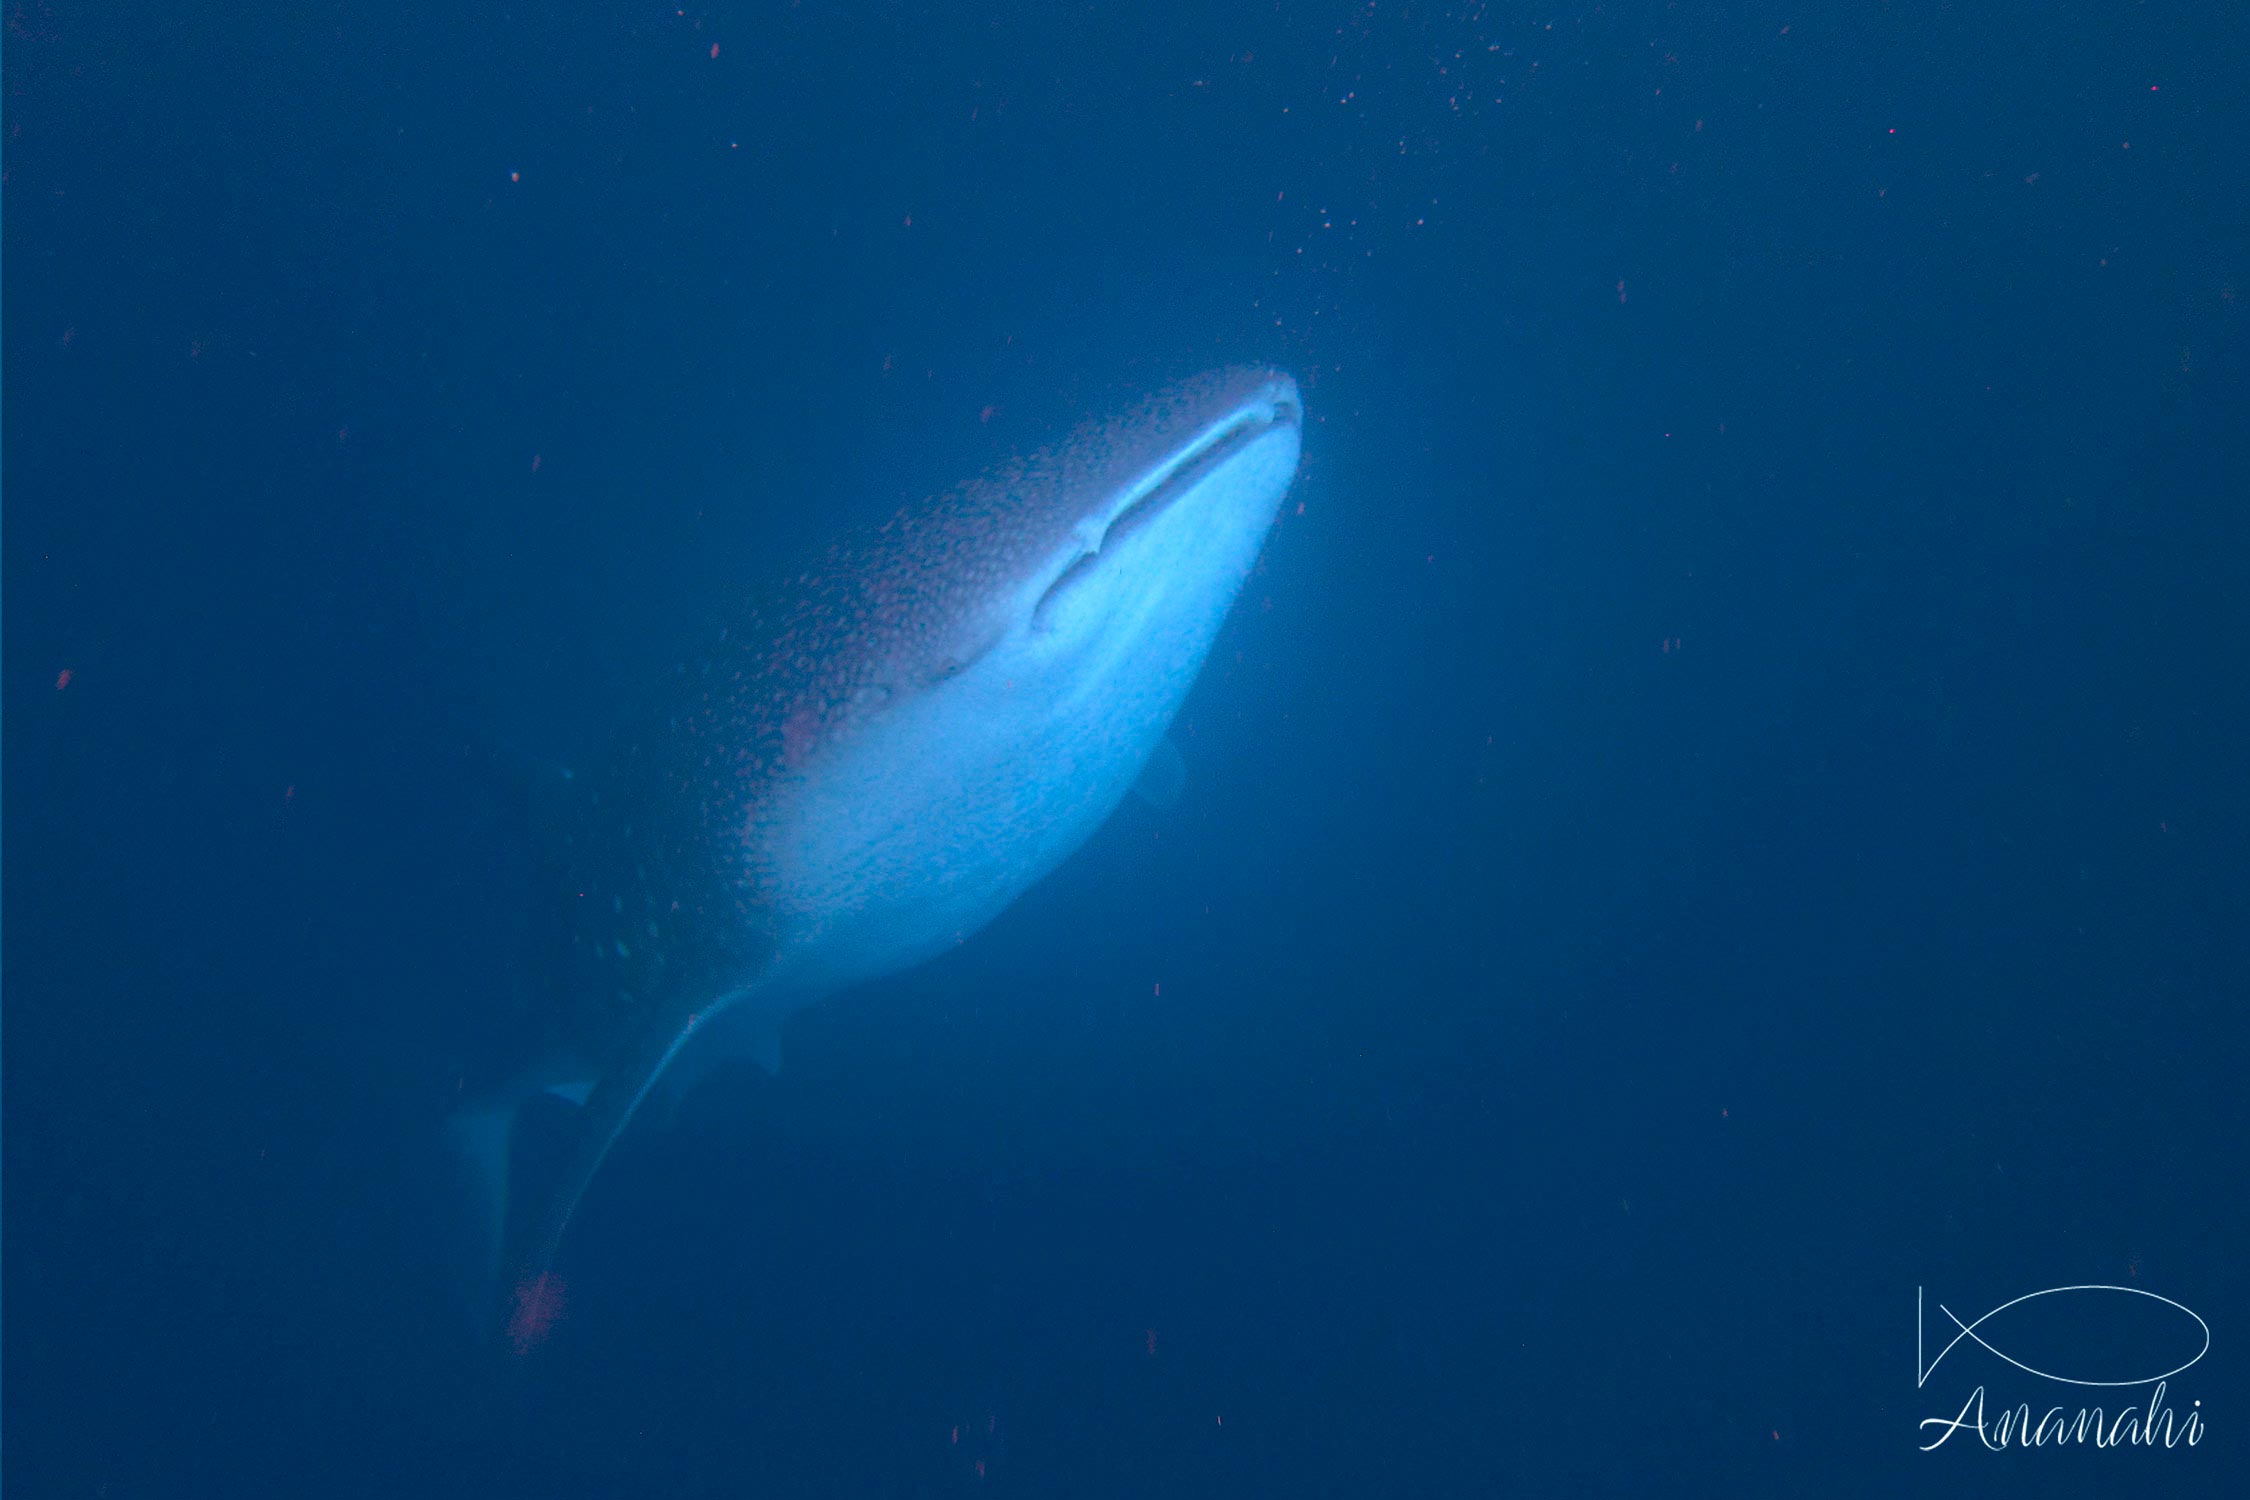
452 365 1304 1346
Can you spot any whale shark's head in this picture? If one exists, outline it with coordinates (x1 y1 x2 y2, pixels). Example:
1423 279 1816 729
747 366 1304 989
949 365 1303 711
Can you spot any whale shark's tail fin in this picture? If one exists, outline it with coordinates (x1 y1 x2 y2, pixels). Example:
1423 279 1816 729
437 1073 594 1347
438 1091 518 1341
439 988 781 1353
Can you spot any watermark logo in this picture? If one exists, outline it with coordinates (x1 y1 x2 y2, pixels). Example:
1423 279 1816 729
1916 1285 2207 1451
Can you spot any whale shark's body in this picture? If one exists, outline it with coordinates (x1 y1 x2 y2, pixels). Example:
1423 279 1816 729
459 367 1304 1343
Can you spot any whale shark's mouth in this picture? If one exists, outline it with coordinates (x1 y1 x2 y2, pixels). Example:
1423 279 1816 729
1031 395 1303 630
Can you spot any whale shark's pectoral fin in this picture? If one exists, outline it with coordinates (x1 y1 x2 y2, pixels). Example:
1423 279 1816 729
1131 734 1187 811
443 989 767 1353
647 997 787 1131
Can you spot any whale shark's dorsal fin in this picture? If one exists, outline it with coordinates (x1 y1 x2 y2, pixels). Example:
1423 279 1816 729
445 985 785 1353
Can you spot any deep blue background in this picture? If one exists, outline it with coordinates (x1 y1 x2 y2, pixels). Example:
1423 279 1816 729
8 2 2246 1495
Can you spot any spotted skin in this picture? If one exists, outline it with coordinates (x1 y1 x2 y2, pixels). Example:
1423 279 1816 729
480 366 1305 1339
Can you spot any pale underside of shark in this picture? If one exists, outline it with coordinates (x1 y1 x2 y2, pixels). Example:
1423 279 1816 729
452 366 1305 1346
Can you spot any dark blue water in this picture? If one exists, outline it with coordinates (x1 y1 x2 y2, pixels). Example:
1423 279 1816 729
8 4 2245 1495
